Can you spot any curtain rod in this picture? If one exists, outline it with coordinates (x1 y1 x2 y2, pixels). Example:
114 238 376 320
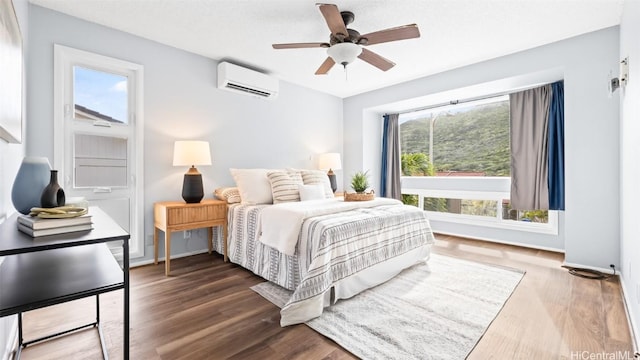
397 93 507 116
396 80 559 117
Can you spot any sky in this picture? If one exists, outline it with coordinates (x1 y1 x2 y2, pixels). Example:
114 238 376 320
73 66 128 123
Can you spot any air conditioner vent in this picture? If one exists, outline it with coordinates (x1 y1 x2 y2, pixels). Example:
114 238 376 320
217 62 278 100
224 82 272 98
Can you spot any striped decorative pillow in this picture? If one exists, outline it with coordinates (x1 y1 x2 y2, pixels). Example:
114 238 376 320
300 170 333 198
267 171 304 204
214 187 241 203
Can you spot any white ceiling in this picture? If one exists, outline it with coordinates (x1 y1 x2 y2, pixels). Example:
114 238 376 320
29 0 624 98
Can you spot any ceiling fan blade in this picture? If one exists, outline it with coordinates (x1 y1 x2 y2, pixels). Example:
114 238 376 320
272 42 330 49
315 57 336 75
358 48 395 71
359 24 420 46
317 3 348 39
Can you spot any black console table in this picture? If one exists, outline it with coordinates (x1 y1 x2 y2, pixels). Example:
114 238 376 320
0 207 130 359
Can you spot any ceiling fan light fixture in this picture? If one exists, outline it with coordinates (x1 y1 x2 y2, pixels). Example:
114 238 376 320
327 42 362 67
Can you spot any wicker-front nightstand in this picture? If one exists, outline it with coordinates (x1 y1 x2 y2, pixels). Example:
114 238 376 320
153 199 227 276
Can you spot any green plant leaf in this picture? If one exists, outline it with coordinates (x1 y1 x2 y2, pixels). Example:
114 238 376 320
351 170 370 193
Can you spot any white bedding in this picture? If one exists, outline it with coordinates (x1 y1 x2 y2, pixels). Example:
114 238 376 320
259 197 401 256
213 199 435 326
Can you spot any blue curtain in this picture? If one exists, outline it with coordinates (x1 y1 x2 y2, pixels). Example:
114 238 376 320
380 114 402 199
381 114 390 197
548 81 565 210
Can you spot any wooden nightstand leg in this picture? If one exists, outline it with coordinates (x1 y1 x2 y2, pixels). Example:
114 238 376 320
154 227 159 265
165 231 171 276
208 227 213 255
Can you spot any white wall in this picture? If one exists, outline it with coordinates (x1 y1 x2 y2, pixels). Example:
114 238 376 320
619 0 640 347
0 0 28 357
26 5 343 264
344 27 621 269
8 1 635 355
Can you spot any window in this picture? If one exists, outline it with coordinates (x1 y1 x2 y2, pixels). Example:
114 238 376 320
74 133 128 188
399 94 554 233
501 200 549 223
73 66 128 124
400 95 510 177
401 185 558 234
424 198 498 217
419 196 550 225
54 45 144 259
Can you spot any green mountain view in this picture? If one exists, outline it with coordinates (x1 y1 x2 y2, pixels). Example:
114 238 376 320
400 101 511 176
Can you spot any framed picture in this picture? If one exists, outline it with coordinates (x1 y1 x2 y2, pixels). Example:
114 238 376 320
0 0 22 143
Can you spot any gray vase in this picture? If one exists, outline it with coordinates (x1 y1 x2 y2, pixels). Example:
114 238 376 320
11 157 52 215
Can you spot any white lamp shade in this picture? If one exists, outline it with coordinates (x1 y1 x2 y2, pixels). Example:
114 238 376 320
327 43 362 66
318 153 342 170
173 141 212 166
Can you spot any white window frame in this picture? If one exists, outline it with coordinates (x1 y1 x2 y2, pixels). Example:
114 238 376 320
53 44 145 259
402 177 558 235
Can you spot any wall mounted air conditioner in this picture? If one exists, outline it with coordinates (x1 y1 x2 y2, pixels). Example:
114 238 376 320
217 62 279 100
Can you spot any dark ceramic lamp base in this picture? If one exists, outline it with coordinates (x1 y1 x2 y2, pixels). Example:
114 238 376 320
328 174 337 193
182 167 204 203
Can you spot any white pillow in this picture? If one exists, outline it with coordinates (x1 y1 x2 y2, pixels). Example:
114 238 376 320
267 171 303 204
230 168 273 204
300 170 334 198
298 184 326 201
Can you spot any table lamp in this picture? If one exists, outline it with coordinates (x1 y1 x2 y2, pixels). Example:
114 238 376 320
318 152 342 193
173 140 212 203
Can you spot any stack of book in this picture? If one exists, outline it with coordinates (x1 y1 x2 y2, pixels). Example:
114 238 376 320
17 213 93 237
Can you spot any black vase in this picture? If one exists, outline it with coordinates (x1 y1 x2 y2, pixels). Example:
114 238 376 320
41 170 66 208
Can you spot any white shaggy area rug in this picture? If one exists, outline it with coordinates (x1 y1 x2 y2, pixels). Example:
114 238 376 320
251 254 524 360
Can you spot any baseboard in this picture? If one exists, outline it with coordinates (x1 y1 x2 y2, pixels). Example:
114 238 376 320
619 273 640 354
130 248 213 268
433 230 565 253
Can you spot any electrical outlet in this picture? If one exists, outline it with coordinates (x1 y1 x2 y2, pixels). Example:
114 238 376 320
184 230 191 239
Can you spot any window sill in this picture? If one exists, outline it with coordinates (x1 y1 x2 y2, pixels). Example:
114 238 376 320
425 211 558 235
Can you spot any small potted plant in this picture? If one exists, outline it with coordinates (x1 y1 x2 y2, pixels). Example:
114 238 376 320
351 170 369 193
346 170 374 201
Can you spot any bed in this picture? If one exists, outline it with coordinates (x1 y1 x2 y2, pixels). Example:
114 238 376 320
211 169 435 326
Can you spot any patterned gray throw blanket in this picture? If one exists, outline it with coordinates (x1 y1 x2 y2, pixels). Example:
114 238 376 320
214 202 435 325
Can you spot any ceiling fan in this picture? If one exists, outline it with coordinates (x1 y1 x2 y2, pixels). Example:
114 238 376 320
272 3 420 75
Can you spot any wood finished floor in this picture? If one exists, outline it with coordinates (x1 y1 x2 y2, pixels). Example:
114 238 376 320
18 234 635 359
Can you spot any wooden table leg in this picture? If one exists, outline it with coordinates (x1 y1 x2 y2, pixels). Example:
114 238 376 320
208 227 213 255
165 231 171 276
